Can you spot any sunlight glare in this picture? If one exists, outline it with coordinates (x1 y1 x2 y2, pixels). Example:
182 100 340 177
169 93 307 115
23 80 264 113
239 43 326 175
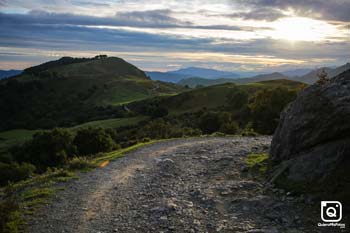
270 17 337 42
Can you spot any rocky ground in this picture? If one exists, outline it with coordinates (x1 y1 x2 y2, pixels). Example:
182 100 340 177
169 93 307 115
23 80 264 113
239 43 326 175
26 137 335 233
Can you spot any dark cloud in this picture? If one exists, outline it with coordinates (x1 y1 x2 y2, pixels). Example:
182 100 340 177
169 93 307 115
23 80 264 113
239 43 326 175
0 11 263 31
0 12 348 63
228 8 286 21
237 0 350 22
0 17 212 52
73 1 111 7
115 9 189 26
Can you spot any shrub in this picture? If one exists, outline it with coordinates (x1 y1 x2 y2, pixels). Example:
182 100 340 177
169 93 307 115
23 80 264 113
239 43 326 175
141 137 151 143
139 119 173 139
151 106 168 118
67 157 96 170
183 127 202 137
199 112 221 134
248 87 297 134
73 127 117 156
0 198 21 233
220 122 239 135
12 128 76 169
226 88 249 110
241 122 259 136
0 162 36 186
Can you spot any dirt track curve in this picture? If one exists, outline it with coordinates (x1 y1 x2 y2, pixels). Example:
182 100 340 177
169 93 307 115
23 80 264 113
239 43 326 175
27 137 326 233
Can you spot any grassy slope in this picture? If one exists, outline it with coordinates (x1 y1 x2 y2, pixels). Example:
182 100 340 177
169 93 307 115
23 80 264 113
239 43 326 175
157 79 306 114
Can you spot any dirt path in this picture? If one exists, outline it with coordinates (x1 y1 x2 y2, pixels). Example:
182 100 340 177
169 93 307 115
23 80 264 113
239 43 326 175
26 137 322 233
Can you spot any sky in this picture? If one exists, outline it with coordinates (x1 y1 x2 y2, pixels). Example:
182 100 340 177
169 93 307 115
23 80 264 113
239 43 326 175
0 0 349 72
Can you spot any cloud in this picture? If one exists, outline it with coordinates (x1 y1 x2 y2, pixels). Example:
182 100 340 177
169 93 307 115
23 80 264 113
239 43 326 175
0 1 349 71
238 0 350 22
115 9 188 26
228 8 286 21
73 1 111 7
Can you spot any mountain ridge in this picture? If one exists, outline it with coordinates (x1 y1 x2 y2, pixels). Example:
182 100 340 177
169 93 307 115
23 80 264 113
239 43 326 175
0 69 22 79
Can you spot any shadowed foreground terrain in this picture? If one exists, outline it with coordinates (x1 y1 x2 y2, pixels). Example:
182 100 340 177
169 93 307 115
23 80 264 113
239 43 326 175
26 137 324 233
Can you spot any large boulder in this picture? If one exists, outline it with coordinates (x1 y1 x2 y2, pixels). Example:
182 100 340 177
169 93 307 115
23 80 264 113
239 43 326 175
270 70 350 200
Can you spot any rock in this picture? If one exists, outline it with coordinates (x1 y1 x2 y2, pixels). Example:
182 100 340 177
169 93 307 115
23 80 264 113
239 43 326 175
270 70 350 195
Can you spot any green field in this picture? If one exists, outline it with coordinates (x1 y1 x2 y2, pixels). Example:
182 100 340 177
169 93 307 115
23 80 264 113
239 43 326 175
0 129 41 155
70 116 147 131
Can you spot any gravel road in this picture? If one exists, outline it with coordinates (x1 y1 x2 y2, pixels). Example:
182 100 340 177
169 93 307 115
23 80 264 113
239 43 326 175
26 137 325 233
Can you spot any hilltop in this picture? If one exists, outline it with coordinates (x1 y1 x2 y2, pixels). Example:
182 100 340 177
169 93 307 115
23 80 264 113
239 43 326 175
0 56 184 130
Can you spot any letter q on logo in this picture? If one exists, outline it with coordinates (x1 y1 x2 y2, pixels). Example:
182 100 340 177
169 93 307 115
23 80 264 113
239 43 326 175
321 201 342 223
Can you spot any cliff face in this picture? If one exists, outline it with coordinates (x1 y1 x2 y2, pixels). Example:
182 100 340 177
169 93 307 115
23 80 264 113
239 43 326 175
270 70 350 201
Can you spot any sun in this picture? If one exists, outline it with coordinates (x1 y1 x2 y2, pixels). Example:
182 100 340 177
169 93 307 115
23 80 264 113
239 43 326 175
270 17 336 42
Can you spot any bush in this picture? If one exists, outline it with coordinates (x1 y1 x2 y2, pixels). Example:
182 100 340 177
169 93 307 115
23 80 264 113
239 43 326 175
0 162 36 186
67 157 96 170
0 198 20 233
73 127 117 156
220 122 239 135
199 112 221 134
183 127 202 137
139 119 174 139
12 128 76 169
151 106 168 118
226 87 249 110
241 122 259 136
248 87 297 134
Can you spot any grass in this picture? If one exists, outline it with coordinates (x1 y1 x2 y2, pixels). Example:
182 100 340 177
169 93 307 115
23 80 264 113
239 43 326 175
245 153 269 174
70 116 147 131
0 168 77 232
92 139 164 166
0 129 41 155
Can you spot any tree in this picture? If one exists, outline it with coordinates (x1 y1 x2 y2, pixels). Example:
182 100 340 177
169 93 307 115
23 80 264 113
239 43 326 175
151 106 168 118
199 112 221 134
226 88 249 110
12 128 76 169
73 127 116 155
316 69 330 85
248 87 297 134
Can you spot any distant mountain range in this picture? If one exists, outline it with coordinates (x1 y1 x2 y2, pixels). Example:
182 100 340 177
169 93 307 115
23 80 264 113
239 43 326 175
294 63 350 84
172 63 350 87
281 68 313 77
146 67 239 83
170 67 240 79
0 70 22 79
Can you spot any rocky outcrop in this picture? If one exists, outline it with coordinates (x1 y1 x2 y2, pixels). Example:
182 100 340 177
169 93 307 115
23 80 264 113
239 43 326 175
270 70 350 198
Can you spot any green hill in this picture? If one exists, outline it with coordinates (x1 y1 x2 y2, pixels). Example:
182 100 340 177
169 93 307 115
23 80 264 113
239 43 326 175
130 79 307 114
0 56 184 130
